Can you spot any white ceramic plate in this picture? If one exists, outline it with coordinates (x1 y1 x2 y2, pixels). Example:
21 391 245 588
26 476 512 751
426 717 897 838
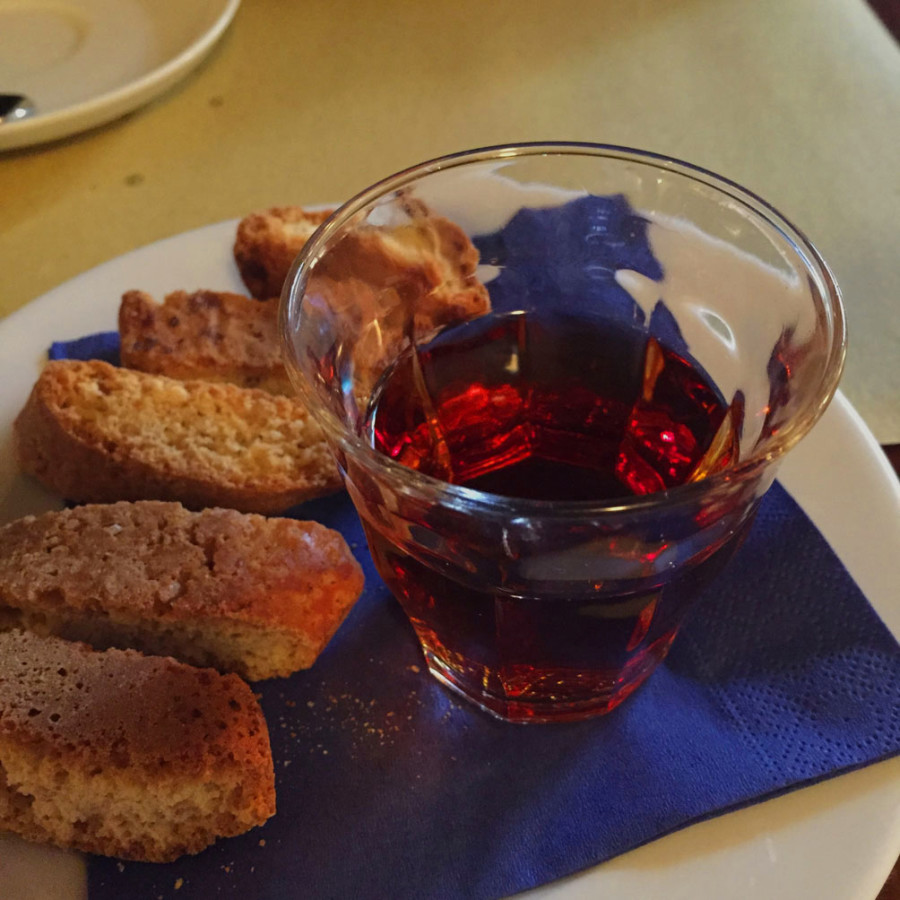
0 0 240 151
0 221 898 900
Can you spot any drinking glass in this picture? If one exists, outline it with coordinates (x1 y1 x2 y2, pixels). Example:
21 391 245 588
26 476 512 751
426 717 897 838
281 143 845 723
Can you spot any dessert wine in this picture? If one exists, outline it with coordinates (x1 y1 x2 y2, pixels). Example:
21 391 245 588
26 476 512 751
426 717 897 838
361 310 743 720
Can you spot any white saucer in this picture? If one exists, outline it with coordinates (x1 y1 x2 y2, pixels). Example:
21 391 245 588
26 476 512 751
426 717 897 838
0 0 240 151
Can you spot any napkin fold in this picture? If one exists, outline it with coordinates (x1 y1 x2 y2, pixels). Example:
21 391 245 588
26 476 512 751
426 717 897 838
55 333 900 900
48 194 899 899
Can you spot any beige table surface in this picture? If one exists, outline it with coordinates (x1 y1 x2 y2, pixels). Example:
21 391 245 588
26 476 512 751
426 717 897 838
1 0 898 441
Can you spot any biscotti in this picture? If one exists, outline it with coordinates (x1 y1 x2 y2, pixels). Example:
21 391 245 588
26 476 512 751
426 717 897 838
317 198 490 327
119 289 293 394
0 502 364 680
274 201 492 391
14 359 342 514
0 629 275 862
235 206 334 299
234 202 492 329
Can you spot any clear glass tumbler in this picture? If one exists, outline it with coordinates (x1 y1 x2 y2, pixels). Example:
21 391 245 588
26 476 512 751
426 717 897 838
282 143 845 723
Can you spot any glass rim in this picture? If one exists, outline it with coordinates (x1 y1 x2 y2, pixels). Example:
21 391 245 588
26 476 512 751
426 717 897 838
281 141 847 518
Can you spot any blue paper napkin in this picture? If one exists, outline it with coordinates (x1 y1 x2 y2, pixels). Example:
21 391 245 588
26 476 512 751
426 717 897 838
44 196 899 900
49 333 120 366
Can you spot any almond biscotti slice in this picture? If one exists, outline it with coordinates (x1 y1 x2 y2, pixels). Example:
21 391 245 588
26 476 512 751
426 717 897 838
234 205 335 299
119 289 293 395
233 202 491 332
14 359 342 514
0 501 364 680
0 629 275 862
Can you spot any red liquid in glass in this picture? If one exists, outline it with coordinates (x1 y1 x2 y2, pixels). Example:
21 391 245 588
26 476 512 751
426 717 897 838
362 311 740 720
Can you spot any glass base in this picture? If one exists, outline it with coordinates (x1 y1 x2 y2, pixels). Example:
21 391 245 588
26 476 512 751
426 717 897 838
422 645 666 724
